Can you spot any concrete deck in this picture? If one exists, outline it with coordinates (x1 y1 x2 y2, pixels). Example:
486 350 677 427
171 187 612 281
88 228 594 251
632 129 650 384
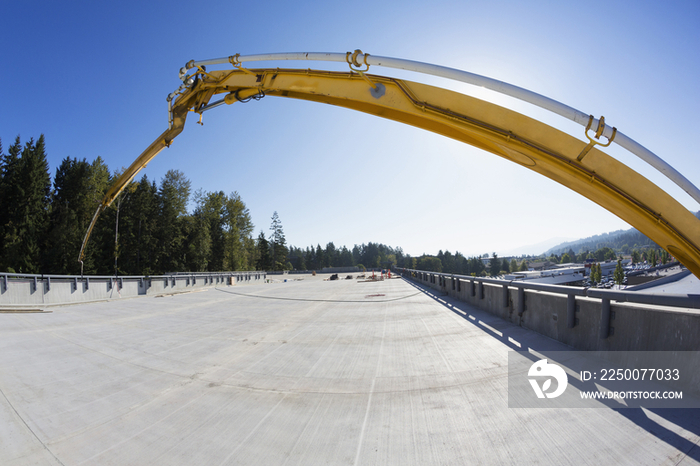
1 275 699 465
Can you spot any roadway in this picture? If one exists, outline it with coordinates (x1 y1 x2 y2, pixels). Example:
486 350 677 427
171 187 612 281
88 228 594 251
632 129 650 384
1 274 698 465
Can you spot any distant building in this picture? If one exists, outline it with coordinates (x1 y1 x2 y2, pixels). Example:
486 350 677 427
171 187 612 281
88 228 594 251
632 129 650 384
527 261 555 271
505 265 586 285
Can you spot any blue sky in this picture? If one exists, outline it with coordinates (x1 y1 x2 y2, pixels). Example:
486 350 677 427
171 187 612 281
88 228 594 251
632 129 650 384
2 0 699 257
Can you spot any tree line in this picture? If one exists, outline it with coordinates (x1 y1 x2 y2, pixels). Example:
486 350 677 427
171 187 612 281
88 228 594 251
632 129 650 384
0 136 425 276
0 136 281 275
0 135 496 276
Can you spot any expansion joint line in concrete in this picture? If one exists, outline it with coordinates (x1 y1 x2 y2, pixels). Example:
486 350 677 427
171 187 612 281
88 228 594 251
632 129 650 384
214 287 422 303
0 384 67 466
354 302 388 465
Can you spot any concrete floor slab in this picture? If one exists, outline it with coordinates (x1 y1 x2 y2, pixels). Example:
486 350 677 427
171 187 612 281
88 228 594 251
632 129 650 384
1 276 699 465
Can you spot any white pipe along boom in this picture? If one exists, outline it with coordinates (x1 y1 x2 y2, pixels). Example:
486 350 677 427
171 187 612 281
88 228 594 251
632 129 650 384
188 51 700 207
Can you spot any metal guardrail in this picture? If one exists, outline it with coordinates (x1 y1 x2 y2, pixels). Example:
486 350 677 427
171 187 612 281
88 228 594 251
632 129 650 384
0 271 267 299
396 268 700 309
397 267 700 342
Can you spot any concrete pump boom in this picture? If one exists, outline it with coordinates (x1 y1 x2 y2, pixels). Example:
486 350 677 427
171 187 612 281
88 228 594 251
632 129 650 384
79 51 700 278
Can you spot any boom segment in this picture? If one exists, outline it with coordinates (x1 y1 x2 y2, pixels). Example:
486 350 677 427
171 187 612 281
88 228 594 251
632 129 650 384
80 54 700 278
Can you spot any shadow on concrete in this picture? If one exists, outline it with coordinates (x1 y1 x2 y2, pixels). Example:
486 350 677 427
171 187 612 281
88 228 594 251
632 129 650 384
402 277 700 463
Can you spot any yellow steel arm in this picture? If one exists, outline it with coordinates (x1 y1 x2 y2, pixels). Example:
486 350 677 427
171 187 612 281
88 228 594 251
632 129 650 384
80 67 700 278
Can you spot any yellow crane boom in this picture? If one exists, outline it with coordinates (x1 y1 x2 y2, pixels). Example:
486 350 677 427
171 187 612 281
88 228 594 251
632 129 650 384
79 56 700 278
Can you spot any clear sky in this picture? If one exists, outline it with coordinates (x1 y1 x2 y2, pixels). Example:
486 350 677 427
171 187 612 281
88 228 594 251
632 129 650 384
2 0 699 258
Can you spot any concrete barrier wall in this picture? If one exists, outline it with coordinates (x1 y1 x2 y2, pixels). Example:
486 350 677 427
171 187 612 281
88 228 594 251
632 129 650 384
406 271 700 352
0 272 267 308
404 270 700 392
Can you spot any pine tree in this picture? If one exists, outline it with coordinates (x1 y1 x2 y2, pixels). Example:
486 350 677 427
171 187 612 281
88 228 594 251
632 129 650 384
201 191 227 271
155 169 191 273
119 175 159 274
489 253 500 276
45 157 94 274
270 211 288 271
255 231 272 270
182 188 211 272
0 138 20 270
0 136 51 273
0 138 26 271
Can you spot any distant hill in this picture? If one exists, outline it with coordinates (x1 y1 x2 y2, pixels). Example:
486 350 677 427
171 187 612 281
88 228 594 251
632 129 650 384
545 210 699 256
545 228 657 256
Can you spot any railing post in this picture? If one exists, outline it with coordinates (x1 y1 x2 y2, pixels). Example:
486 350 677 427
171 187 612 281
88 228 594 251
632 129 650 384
517 287 525 316
600 298 611 339
567 294 576 328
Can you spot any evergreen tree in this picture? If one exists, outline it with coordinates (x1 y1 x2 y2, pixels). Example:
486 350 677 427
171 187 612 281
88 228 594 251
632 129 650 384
155 169 191 273
269 211 288 270
339 246 353 267
120 175 159 274
286 246 306 271
306 246 317 270
489 253 500 276
362 243 380 269
42 156 112 274
315 244 324 270
0 136 51 273
440 250 456 273
0 138 22 271
325 242 337 267
255 231 272 270
352 245 361 265
45 157 92 274
85 157 113 275
201 191 227 271
182 189 211 272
